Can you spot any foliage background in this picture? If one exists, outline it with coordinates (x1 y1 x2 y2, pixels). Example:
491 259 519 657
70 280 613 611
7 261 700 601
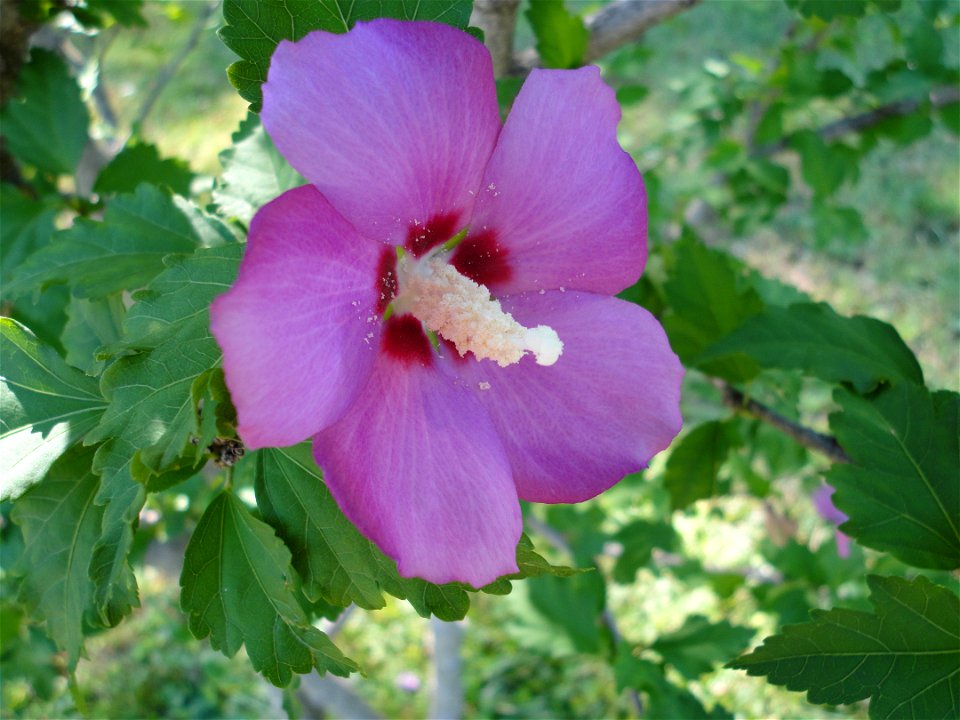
1 0 957 718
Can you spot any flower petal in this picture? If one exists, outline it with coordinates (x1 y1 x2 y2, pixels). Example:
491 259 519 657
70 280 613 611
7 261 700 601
210 185 382 449
312 355 521 587
453 291 683 503
462 67 646 295
262 20 500 245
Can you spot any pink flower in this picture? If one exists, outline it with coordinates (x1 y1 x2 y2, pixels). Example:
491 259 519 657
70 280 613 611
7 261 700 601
210 20 683 587
812 484 851 557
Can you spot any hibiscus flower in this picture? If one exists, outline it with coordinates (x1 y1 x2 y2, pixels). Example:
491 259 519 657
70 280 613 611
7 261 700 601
211 19 683 587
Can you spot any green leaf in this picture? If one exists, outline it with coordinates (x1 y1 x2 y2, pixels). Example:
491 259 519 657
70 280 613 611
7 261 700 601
612 520 676 583
60 296 125 376
7 185 206 300
827 385 959 570
662 236 763 382
663 420 738 511
729 575 960 719
86 244 242 481
94 142 194 196
652 615 755 679
1 319 106 501
214 114 304 224
527 571 606 654
255 444 396 610
87 480 145 628
255 444 574 618
698 302 924 393
0 185 59 287
11 446 103 665
792 131 851 198
0 49 89 175
615 648 732 719
220 0 473 111
812 202 868 249
785 0 868 20
82 245 241 626
526 0 588 69
71 0 147 27
181 491 358 686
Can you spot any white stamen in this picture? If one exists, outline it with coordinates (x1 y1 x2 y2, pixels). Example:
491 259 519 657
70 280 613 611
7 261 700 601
394 256 563 368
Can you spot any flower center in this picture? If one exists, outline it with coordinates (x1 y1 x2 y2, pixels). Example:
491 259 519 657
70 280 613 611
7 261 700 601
392 253 563 368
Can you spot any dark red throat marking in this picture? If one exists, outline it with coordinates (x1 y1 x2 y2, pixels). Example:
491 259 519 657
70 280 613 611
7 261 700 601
405 211 462 257
451 229 512 288
382 314 433 367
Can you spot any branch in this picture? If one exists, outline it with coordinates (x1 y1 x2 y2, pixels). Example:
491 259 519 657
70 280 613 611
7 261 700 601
722 385 850 464
470 0 520 79
756 84 960 156
513 0 701 73
584 0 702 63
131 0 219 130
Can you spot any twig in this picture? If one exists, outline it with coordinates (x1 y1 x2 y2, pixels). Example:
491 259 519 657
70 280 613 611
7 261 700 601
583 0 702 63
722 385 850 464
131 0 219 131
470 0 520 79
756 85 960 156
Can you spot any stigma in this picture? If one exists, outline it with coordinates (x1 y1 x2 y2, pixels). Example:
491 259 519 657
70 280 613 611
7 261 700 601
392 253 563 368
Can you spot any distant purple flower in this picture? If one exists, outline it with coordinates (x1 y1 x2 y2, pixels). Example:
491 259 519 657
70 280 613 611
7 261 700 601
812 484 851 557
395 671 421 694
211 20 683 587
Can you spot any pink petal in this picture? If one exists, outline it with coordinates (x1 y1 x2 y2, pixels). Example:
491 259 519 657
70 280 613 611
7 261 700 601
312 354 521 587
210 185 382 449
261 20 500 246
461 67 647 295
453 291 683 503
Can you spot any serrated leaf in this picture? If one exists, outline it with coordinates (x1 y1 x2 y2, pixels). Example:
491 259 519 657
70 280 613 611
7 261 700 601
94 142 193 196
526 0 588 69
698 302 924 393
82 245 241 625
6 185 205 300
214 114 304 224
87 479 145 628
255 444 395 610
652 615 755 679
1 319 106 501
730 575 960 719
11 446 102 665
827 385 959 570
61 296 125 376
663 420 738 511
220 0 473 111
255 444 573 618
181 491 358 686
0 49 89 175
662 237 763 382
86 244 242 479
